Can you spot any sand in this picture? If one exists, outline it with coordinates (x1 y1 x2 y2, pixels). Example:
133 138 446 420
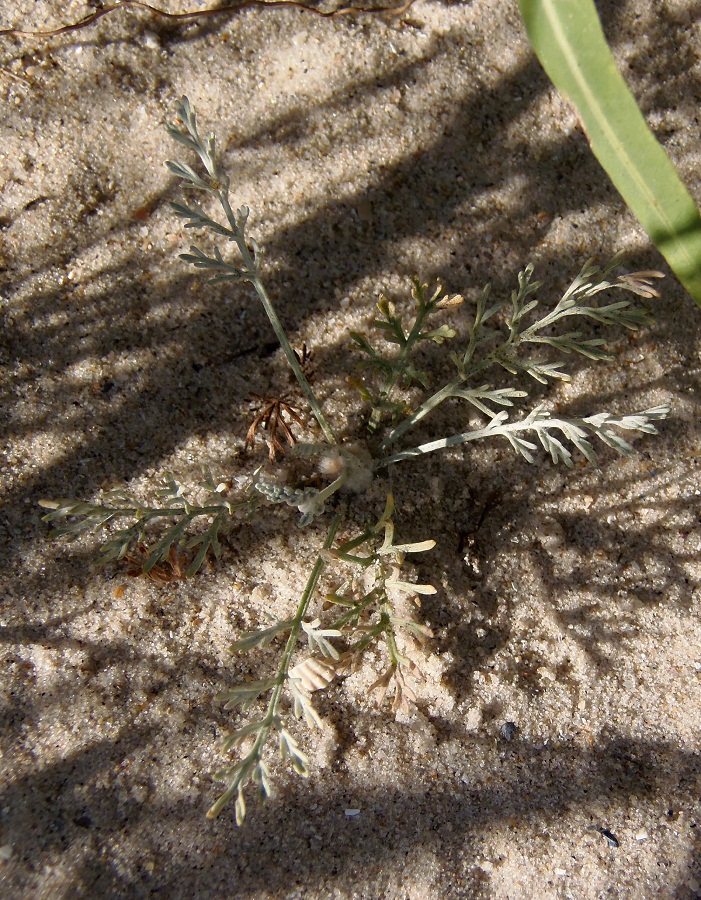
1 0 701 896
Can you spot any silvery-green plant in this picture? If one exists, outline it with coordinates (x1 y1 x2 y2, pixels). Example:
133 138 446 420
40 98 670 822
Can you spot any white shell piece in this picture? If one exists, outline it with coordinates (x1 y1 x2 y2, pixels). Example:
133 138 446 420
289 657 337 692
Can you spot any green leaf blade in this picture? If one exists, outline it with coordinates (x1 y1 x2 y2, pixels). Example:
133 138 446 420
519 0 701 306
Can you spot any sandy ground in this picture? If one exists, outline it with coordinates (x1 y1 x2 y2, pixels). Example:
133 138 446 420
1 0 701 897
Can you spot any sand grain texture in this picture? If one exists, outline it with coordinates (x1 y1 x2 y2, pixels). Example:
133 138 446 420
1 1 700 897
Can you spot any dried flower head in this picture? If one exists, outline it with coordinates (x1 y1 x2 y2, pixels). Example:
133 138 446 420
245 394 305 462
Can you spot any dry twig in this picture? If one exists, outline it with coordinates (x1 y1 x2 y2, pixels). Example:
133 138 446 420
0 0 418 39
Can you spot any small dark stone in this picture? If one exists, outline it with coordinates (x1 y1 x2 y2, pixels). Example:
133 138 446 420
589 825 619 847
500 721 518 741
73 814 92 829
599 828 619 848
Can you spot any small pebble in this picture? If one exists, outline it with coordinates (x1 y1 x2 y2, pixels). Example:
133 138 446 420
142 30 161 50
590 826 619 847
500 721 518 741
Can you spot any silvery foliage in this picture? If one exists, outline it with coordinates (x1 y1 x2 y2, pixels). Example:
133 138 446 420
40 98 670 823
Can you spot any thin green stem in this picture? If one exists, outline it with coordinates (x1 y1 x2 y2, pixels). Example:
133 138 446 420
381 378 459 450
383 612 404 666
218 191 337 445
329 586 383 630
369 296 432 431
274 511 341 693
380 357 494 451
315 473 347 505
377 421 499 467
334 529 376 555
108 503 237 519
206 512 341 819
379 287 502 451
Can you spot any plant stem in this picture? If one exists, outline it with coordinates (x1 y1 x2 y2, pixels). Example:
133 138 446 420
219 191 337 445
369 292 433 431
206 512 341 819
274 510 341 695
377 420 503 467
381 358 493 450
380 376 462 450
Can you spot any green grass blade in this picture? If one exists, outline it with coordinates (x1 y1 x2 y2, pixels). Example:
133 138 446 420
519 0 701 306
